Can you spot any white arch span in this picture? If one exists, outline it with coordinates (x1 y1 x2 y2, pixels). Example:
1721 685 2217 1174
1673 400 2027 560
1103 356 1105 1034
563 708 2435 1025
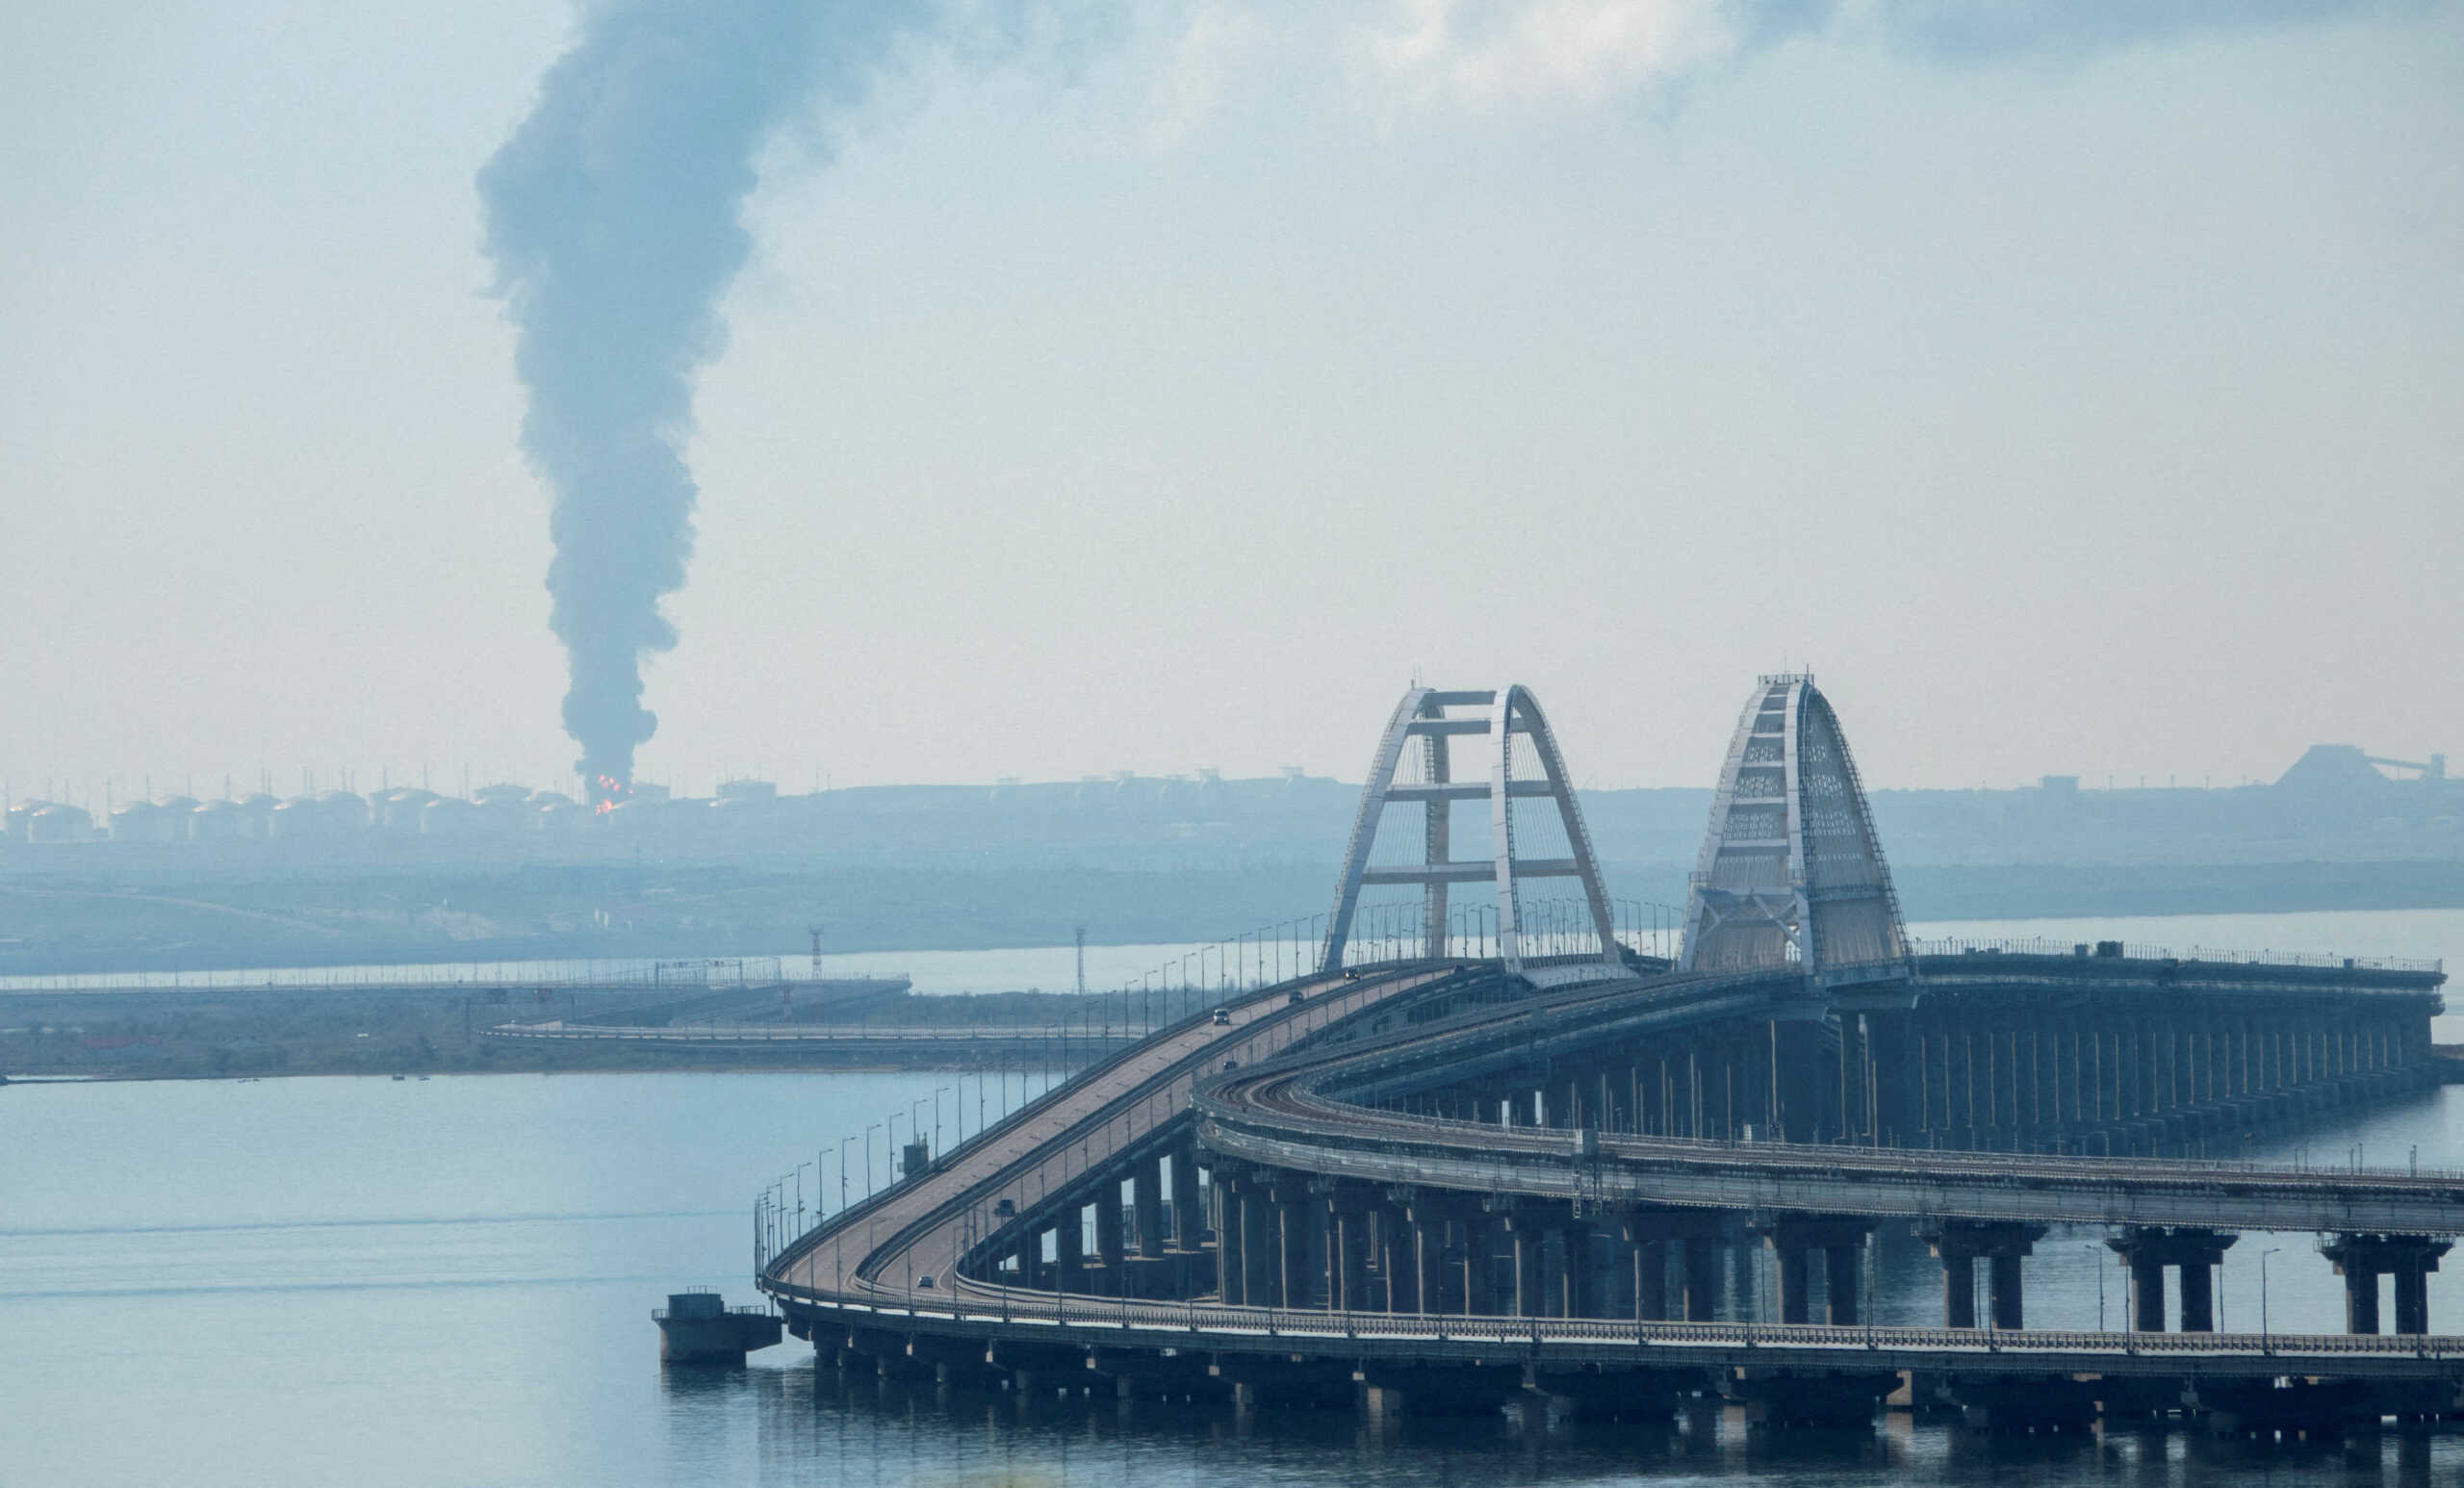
1322 685 1617 974
1680 674 1909 976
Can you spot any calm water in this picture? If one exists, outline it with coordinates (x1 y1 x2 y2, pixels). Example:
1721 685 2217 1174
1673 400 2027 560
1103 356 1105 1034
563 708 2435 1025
8 908 2464 1486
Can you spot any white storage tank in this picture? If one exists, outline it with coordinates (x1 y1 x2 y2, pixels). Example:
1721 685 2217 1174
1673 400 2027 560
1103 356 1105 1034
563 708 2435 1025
190 799 247 842
109 801 168 843
28 804 93 844
314 790 370 832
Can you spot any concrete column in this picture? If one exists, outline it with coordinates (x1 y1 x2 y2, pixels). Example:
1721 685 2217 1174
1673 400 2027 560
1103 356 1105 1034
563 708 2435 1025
1863 1011 1913 1145
1276 1193 1310 1309
1466 1214 1498 1315
2177 1255 2216 1332
1217 1177 1244 1303
1172 1151 1203 1250
1133 1156 1166 1259
1055 1209 1085 1292
1412 1210 1447 1315
1989 1252 2025 1329
2108 1225 2235 1332
1335 1208 1368 1313
1777 1246 1810 1323
2129 1255 2165 1331
1915 1020 1938 1135
1836 1013 1867 1142
1559 1222 1592 1318
1381 1211 1415 1314
1947 1025 1973 1138
2323 1234 2450 1336
2346 1264 2383 1334
1511 1217 1544 1318
1753 1216 1871 1327
1633 1236 1669 1321
1770 1017 1823 1142
1241 1186 1275 1305
1824 1244 1861 1325
1927 1220 2044 1330
1681 1237 1719 1321
1942 1252 1977 1328
2394 1258 2433 1337
1094 1182 1125 1275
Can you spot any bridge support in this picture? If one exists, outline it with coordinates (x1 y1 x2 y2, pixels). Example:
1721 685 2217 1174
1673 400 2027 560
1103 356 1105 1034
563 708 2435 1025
1757 1216 1872 1324
1172 1147 1205 1251
1924 1221 2045 1329
1727 1367 1898 1429
2106 1226 2237 1332
1508 1210 1546 1318
1054 1208 1085 1294
1134 1156 1167 1259
2322 1233 2451 1335
1095 1182 1125 1286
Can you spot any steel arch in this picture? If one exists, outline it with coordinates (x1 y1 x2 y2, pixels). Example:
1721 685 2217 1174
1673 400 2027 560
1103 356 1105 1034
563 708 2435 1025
1322 685 1618 974
1680 674 1908 976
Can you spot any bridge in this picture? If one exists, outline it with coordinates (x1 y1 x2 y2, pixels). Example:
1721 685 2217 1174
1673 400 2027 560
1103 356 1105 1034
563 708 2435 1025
757 678 2459 1433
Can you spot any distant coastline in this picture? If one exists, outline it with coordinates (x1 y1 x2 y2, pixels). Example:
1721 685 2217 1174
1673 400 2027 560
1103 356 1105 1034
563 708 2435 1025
5 857 2461 978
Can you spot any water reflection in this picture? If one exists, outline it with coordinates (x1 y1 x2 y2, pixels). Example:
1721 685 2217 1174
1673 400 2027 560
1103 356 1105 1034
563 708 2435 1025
670 1357 2464 1487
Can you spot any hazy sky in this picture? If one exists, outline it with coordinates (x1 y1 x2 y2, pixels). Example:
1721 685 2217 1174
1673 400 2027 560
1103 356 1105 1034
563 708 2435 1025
6 1 2460 803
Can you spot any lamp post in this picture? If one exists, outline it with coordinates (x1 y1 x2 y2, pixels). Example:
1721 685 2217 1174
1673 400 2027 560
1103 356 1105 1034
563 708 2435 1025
2088 1244 2105 1331
2261 1246 2281 1347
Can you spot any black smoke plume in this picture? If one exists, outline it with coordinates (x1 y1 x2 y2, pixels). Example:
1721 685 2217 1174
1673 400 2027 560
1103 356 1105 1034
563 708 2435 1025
478 0 920 800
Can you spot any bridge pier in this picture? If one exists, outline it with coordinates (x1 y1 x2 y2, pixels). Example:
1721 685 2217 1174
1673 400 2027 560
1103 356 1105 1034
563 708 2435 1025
1527 1363 1702 1423
1054 1207 1085 1294
1508 1209 1546 1318
1938 1373 2101 1432
1757 1216 1872 1325
2106 1225 2236 1332
1275 1181 1314 1308
2322 1233 2451 1335
1358 1362 1524 1416
1727 1367 1898 1429
1134 1156 1166 1259
1331 1193 1372 1311
1095 1182 1125 1289
1925 1221 2045 1329
1173 1147 1205 1251
1214 1169 1244 1303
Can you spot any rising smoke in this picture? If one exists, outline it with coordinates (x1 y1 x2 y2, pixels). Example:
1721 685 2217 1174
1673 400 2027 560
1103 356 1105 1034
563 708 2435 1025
477 0 2394 804
477 0 926 801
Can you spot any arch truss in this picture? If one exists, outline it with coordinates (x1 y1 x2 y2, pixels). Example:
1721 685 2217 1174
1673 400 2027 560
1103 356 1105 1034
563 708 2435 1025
1322 685 1618 974
1681 674 1909 977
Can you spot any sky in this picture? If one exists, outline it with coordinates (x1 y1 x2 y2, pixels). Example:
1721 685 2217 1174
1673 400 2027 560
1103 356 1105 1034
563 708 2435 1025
5 0 2461 805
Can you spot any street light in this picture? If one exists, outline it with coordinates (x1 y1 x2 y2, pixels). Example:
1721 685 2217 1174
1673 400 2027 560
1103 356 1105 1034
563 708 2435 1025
2087 1243 2105 1330
2261 1246 2282 1346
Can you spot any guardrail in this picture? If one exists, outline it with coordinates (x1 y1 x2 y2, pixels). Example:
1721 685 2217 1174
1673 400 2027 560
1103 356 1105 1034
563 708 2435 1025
772 1280 2464 1365
489 1020 1134 1043
1908 936 2442 975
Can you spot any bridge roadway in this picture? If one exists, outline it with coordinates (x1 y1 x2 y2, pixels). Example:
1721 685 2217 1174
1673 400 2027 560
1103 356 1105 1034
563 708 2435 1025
490 1018 1133 1048
761 957 2464 1412
762 962 1452 1311
1198 963 2464 1237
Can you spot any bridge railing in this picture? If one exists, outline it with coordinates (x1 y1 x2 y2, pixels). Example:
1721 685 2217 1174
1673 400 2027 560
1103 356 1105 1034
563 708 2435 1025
0 952 845 996
1908 936 2441 975
756 924 1396 1270
777 1275 2464 1361
1325 895 1684 969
